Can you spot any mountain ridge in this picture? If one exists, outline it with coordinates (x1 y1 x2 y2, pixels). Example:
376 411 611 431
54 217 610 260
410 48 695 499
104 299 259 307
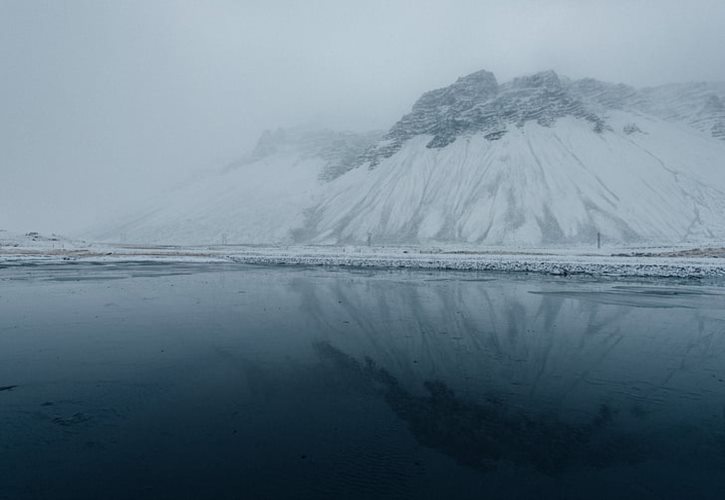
91 69 725 247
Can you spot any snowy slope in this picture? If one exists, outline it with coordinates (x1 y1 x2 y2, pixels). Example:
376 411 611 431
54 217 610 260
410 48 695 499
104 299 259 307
310 114 725 245
96 150 323 244
91 70 725 247
93 129 381 244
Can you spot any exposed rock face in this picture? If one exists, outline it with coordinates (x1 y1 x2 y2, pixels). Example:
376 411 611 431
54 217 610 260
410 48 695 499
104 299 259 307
696 94 725 140
365 70 611 166
385 70 499 148
496 71 604 129
567 78 638 110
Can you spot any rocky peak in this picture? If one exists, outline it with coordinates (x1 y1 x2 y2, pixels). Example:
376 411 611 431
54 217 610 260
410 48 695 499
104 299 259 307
362 69 605 166
509 70 563 90
383 70 499 148
437 70 497 103
412 70 498 112
702 94 725 112
567 78 638 110
698 95 725 140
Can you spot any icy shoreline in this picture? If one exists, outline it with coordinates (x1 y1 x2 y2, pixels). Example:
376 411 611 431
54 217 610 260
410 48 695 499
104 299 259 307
3 229 725 278
2 245 725 279
224 251 725 279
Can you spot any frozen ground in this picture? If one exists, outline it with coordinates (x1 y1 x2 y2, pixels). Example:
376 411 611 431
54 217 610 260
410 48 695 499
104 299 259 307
2 230 725 279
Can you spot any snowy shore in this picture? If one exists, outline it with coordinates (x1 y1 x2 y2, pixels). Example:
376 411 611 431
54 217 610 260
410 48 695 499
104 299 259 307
2 230 725 279
224 249 725 279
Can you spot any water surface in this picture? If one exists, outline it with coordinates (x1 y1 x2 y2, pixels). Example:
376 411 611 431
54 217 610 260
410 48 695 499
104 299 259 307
1 263 724 499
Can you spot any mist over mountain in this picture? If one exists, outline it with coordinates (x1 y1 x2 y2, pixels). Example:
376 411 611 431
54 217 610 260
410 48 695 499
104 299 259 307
93 69 725 247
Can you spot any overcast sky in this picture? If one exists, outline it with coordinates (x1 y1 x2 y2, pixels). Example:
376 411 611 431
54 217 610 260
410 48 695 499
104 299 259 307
2 0 725 234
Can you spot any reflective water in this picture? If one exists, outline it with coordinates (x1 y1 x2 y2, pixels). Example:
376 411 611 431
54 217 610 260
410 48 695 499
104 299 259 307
1 263 724 499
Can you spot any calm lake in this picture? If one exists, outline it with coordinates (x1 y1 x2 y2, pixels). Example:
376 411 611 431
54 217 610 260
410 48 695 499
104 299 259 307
1 262 725 499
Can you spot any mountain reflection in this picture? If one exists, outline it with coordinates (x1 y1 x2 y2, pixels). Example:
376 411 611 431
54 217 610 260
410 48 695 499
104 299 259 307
316 341 653 475
294 273 725 423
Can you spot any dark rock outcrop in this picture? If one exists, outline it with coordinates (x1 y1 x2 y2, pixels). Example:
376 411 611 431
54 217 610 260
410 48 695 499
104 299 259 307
363 70 609 167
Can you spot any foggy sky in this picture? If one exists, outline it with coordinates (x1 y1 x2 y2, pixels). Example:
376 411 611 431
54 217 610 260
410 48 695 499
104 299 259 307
2 0 725 235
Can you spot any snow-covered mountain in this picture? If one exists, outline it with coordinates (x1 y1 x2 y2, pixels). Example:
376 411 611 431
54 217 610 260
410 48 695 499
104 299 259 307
92 70 725 247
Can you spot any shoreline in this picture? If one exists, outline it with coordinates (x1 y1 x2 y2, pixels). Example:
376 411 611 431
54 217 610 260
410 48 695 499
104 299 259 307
2 245 725 279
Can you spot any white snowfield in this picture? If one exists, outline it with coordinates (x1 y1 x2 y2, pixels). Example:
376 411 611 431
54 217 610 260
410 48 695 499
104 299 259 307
88 69 725 249
2 230 725 279
312 115 725 245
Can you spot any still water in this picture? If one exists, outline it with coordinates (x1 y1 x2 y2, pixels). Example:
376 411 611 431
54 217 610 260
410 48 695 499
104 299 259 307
1 262 724 499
